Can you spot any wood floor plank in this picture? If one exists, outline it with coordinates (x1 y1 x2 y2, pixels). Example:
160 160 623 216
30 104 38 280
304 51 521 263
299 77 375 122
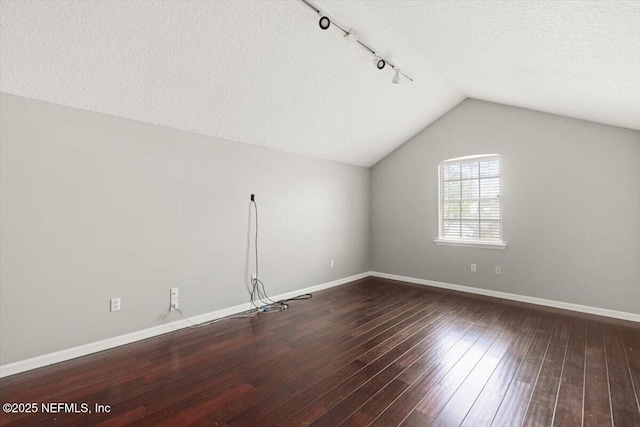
522 314 571 427
482 311 545 397
292 299 484 426
225 294 459 426
490 313 556 426
552 315 587 427
371 305 531 427
619 323 640 415
603 321 640 426
0 277 637 427
460 390 504 427
583 317 613 427
457 309 543 426
329 302 507 426
402 305 513 426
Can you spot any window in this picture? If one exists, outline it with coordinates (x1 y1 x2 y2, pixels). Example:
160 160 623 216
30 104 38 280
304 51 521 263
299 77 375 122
436 155 506 249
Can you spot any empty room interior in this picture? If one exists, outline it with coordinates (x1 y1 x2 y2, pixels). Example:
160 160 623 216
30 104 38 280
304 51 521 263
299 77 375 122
1 1 639 426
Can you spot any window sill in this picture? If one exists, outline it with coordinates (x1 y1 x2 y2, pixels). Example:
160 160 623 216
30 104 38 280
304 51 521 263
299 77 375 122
434 239 507 250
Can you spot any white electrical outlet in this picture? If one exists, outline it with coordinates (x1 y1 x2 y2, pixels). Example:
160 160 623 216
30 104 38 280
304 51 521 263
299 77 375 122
110 297 121 312
170 288 179 310
250 274 257 283
471 263 477 272
331 260 335 268
495 266 502 276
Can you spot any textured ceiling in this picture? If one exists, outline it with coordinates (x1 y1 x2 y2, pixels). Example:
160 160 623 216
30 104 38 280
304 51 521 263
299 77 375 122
1 1 638 168
0 0 463 167
365 0 640 131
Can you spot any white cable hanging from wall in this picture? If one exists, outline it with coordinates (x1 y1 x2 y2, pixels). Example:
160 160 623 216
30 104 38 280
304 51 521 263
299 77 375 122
299 0 413 84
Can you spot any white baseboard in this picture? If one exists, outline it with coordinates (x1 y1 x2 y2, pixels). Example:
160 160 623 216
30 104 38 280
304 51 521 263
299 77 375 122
0 272 370 378
5 270 634 378
371 271 640 323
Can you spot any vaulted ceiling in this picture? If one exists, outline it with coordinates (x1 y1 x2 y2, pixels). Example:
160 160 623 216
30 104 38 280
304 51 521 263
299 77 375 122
1 1 638 167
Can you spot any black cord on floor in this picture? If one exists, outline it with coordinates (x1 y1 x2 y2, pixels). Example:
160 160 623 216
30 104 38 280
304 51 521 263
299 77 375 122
249 199 286 312
175 198 313 328
249 199 313 312
277 293 313 304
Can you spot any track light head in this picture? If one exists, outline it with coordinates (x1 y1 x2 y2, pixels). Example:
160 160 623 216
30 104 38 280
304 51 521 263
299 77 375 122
319 15 330 30
392 67 401 84
373 54 385 70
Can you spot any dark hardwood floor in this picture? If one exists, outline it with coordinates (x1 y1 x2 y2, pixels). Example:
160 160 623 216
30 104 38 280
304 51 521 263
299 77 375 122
1 277 639 426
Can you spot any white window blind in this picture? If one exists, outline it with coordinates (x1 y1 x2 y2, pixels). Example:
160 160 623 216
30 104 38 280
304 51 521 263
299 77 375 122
438 155 502 243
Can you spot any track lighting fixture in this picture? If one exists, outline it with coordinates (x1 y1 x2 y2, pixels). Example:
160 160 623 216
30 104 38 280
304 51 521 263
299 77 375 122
318 14 330 30
300 0 413 84
392 67 401 84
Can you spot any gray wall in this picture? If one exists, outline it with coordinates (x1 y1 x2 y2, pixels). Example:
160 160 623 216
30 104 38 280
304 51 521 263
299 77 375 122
371 99 640 314
0 93 370 365
2 93 639 367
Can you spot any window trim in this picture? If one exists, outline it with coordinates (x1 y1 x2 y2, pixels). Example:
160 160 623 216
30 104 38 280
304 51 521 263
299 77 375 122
434 239 507 249
435 154 507 249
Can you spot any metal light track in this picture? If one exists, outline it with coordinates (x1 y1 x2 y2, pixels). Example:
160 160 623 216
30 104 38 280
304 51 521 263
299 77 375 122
299 0 413 82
